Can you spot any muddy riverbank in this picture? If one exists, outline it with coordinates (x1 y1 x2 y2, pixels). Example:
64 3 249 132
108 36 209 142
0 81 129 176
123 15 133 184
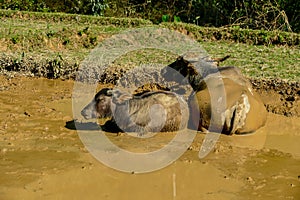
0 76 299 200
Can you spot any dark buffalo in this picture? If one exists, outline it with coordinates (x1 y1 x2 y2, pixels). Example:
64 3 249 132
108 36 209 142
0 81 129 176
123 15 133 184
161 56 267 134
81 88 189 134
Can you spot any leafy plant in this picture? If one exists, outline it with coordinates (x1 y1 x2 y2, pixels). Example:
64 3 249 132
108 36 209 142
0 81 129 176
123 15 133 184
88 0 109 16
162 15 169 22
173 16 181 22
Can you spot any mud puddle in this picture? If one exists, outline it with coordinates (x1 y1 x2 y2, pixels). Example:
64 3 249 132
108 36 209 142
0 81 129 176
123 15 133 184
0 76 299 200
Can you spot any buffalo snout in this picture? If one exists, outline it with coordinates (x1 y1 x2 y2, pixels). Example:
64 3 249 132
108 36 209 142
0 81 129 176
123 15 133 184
81 88 114 119
81 100 98 119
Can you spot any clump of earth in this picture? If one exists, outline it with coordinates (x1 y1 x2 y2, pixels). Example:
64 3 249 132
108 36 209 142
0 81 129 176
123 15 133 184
250 78 299 117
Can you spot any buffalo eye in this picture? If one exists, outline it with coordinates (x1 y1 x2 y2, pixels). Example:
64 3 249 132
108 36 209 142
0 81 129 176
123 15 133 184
96 97 106 103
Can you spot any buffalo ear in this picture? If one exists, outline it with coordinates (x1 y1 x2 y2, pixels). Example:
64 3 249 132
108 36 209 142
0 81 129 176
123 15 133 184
176 56 184 61
106 89 113 96
111 90 133 104
187 64 198 75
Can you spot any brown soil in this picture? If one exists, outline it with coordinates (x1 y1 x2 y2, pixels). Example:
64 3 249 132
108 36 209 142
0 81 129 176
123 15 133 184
0 76 299 200
251 78 300 117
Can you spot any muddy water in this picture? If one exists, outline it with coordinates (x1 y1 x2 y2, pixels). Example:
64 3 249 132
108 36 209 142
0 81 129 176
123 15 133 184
0 76 299 200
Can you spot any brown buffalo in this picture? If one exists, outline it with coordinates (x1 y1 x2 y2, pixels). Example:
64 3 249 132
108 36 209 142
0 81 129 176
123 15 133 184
161 56 267 134
81 88 189 135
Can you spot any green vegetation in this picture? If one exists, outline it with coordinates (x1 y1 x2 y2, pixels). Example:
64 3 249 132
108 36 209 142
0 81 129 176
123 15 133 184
161 23 299 46
0 10 299 81
0 0 299 33
0 9 152 27
0 0 109 16
201 41 299 81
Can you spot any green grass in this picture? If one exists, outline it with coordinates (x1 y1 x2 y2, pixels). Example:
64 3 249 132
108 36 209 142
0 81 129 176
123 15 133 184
0 9 152 27
0 17 124 52
0 9 299 82
161 22 300 46
201 41 300 81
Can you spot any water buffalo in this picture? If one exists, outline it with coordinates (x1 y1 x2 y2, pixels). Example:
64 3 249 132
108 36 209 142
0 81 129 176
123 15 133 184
161 56 267 134
81 88 189 135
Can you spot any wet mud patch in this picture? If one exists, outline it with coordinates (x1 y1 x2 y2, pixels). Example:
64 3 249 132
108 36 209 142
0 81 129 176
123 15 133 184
0 150 82 187
181 133 300 199
0 76 86 195
238 149 300 199
0 76 299 200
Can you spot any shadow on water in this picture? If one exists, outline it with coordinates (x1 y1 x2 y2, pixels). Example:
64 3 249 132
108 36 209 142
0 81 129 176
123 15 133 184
65 120 122 133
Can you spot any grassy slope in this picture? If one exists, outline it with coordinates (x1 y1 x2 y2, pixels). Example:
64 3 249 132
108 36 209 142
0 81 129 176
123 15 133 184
201 41 299 81
0 10 299 82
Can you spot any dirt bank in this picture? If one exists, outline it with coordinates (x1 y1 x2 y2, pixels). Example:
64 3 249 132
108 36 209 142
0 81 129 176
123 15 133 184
251 78 300 117
0 76 299 200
